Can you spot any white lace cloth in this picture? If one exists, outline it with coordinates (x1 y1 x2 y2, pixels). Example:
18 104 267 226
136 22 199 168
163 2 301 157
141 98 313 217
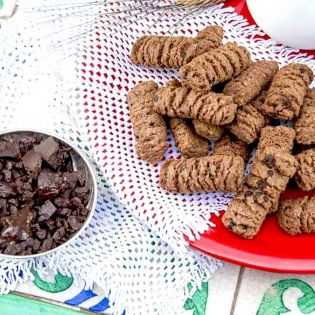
0 1 314 314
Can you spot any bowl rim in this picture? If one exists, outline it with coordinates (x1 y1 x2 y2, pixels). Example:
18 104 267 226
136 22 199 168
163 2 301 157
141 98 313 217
0 127 98 259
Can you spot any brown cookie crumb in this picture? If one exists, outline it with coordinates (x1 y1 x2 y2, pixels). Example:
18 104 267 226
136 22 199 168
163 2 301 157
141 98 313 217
192 120 224 141
127 81 167 164
256 126 296 155
180 42 251 91
153 80 238 125
170 118 208 158
262 63 314 120
295 89 315 145
223 60 278 106
160 155 244 193
278 196 315 235
130 25 223 68
295 148 315 191
228 96 269 144
213 134 248 161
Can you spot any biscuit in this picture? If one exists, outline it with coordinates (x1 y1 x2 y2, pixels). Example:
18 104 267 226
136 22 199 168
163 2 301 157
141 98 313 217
127 81 167 164
160 155 245 193
192 120 224 141
278 196 315 235
229 100 269 144
153 80 238 125
256 126 295 155
262 63 313 120
295 89 315 145
180 42 251 91
223 61 278 106
131 25 223 68
222 147 297 238
170 118 208 158
295 148 315 191
213 134 248 161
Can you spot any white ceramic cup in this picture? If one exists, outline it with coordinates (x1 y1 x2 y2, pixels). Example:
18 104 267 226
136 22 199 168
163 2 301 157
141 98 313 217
247 0 315 50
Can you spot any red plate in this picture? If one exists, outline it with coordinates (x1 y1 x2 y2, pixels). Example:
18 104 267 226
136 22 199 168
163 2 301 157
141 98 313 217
190 0 315 273
190 190 315 273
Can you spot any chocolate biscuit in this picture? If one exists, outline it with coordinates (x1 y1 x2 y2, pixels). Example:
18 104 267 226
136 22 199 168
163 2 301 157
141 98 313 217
222 126 297 238
180 42 251 91
222 147 297 238
262 63 313 120
229 99 269 144
295 89 315 145
223 61 278 106
160 155 244 193
278 196 315 235
131 25 223 68
127 81 167 164
295 148 315 191
153 80 238 125
170 118 208 158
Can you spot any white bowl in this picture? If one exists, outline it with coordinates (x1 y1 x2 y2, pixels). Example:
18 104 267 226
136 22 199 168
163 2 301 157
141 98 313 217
247 0 315 50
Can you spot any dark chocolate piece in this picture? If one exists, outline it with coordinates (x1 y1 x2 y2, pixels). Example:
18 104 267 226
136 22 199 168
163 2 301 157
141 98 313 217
22 151 42 177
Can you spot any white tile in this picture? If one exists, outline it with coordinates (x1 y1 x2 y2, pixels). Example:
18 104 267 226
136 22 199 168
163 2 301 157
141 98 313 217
206 263 241 315
234 268 315 315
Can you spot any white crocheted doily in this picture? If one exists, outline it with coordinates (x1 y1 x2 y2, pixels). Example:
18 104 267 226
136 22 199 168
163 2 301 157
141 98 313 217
0 1 314 314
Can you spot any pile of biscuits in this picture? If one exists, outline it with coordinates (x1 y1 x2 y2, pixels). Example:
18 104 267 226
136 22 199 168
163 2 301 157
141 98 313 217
127 25 315 239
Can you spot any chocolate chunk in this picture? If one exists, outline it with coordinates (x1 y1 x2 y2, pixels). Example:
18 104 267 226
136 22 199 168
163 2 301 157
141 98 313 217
3 243 19 255
38 200 57 222
35 138 71 170
38 169 62 199
80 207 89 216
1 226 20 239
32 239 41 252
35 228 47 240
0 183 15 198
45 219 56 231
8 198 18 206
264 154 275 168
41 237 53 252
245 190 253 197
21 191 34 203
0 199 8 216
57 208 71 216
70 197 84 209
54 197 70 208
0 138 20 159
34 137 59 166
18 134 37 154
68 216 82 230
9 205 17 215
53 227 65 242
61 172 80 191
22 151 42 177
2 170 11 183
71 186 90 206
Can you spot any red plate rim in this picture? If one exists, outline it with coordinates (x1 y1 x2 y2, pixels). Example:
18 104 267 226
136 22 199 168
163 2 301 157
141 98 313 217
190 238 315 274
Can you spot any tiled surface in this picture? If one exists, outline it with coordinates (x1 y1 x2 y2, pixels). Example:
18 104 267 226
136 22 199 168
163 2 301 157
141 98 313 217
1 264 315 314
207 264 241 314
234 268 315 315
